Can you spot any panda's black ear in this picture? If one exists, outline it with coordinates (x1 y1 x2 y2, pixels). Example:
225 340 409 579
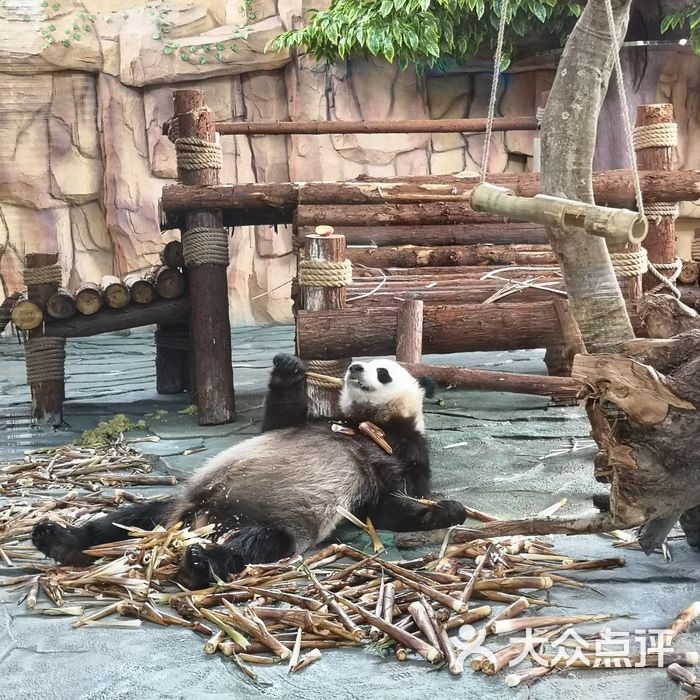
418 376 436 399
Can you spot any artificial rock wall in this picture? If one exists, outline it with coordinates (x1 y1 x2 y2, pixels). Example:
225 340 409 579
1 1 698 326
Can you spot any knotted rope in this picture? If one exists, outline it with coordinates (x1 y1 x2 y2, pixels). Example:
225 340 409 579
306 359 346 389
298 259 352 288
182 227 230 267
24 264 62 286
648 258 682 298
610 248 647 278
632 122 678 150
25 336 65 384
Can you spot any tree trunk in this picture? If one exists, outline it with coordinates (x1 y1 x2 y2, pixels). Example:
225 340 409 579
541 0 635 353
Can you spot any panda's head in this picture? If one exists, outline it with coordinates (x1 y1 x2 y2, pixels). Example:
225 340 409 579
339 359 436 433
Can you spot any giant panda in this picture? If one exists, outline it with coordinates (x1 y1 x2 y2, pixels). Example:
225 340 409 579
32 354 467 589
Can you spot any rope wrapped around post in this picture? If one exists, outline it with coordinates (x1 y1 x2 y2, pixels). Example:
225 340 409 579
25 336 66 385
24 264 62 286
632 122 678 150
306 359 346 389
610 249 648 278
182 227 230 267
175 137 223 171
692 237 700 262
298 259 353 288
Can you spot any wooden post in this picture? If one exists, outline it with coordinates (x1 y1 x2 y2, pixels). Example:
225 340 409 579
155 322 191 394
298 227 351 419
395 299 424 364
635 104 678 292
174 88 234 425
25 253 64 426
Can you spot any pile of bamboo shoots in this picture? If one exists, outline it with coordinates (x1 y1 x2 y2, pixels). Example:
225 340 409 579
1 444 699 687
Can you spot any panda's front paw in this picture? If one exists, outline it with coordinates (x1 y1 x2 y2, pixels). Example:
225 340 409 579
178 544 214 590
680 505 700 549
422 500 467 530
270 354 306 386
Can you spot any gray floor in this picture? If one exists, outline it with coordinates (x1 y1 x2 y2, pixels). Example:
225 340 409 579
0 327 698 700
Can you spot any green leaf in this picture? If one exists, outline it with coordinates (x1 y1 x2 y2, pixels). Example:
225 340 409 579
531 2 547 23
660 15 673 34
367 27 382 55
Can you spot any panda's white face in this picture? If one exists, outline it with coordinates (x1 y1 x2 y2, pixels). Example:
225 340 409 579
339 359 428 433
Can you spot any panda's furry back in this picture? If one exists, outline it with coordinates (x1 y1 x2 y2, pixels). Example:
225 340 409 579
171 425 392 552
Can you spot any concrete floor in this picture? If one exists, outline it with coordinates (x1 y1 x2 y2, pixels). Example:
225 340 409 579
0 327 698 700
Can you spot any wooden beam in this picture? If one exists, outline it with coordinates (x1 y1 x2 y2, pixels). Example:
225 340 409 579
44 297 191 338
296 302 564 359
401 362 581 400
165 116 539 137
295 223 551 247
345 243 557 268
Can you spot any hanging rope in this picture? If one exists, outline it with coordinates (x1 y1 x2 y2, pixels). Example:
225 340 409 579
24 264 62 286
182 227 230 267
25 336 65 384
603 0 645 220
298 259 353 288
479 0 509 184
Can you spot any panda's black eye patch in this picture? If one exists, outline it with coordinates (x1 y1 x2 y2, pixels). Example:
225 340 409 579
377 367 392 384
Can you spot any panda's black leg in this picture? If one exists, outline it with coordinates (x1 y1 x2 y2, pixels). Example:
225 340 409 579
680 505 700 549
32 499 173 566
178 524 296 589
365 495 467 532
261 354 309 432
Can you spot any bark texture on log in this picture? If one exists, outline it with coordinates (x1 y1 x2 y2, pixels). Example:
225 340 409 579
175 88 235 426
395 299 423 364
46 288 77 320
400 363 581 400
346 244 557 269
45 297 191 338
636 104 678 292
296 223 550 247
296 303 564 359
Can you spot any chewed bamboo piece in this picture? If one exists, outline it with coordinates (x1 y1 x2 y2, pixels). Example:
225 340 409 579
654 602 700 650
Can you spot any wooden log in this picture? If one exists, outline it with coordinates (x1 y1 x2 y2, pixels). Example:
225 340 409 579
296 303 564 359
161 240 184 268
395 299 423 364
155 321 190 394
74 282 103 316
299 228 350 418
296 203 504 228
46 288 76 320
346 244 557 268
351 266 563 279
296 223 551 247
204 116 540 136
25 253 64 425
0 291 22 332
146 265 185 300
10 296 43 330
679 262 699 285
123 274 156 305
175 88 235 425
160 170 700 224
636 105 678 292
45 297 191 338
99 275 130 309
401 363 581 400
